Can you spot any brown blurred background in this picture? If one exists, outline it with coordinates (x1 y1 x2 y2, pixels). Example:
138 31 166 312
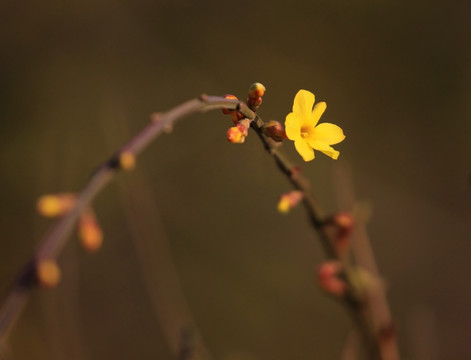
1 0 470 359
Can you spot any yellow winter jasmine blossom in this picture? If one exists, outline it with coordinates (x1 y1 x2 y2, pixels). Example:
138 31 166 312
285 90 345 161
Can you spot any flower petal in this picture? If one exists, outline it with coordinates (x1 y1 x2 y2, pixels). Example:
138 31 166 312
307 140 340 160
313 123 345 145
293 90 315 120
295 139 315 161
311 101 327 127
285 112 302 140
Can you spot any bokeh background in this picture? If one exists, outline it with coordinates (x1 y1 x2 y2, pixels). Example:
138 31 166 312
1 0 470 359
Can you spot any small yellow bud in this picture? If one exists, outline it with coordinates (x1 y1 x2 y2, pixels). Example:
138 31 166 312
277 191 304 214
277 197 291 214
37 260 61 288
37 193 76 217
248 83 266 98
119 151 136 171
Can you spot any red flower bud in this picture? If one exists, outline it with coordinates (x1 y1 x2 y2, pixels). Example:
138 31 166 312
317 261 347 297
263 120 286 142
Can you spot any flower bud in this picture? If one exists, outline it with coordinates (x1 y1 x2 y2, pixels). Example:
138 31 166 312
37 193 76 218
78 210 103 253
277 190 304 214
247 83 266 111
227 126 245 144
119 151 136 171
222 94 239 115
248 83 266 98
36 260 61 288
262 121 286 142
317 261 347 297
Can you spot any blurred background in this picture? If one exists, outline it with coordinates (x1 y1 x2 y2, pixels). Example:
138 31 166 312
1 0 470 359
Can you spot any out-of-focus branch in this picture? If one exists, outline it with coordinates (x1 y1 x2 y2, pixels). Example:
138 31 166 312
333 162 400 360
0 95 246 352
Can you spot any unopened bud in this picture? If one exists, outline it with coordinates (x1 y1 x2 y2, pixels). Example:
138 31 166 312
248 83 266 98
277 190 304 214
222 94 239 115
263 121 286 142
247 83 266 111
227 126 245 144
317 261 347 297
119 151 136 171
36 260 61 288
37 193 76 218
78 210 103 253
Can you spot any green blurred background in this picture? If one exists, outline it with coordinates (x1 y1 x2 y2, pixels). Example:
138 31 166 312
1 0 470 359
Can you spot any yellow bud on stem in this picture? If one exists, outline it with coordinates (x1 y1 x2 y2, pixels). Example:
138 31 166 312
78 209 103 253
119 151 136 171
37 193 76 217
36 260 61 288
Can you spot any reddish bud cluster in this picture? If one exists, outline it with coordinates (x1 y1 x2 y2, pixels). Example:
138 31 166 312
227 119 250 144
317 261 347 297
222 83 266 143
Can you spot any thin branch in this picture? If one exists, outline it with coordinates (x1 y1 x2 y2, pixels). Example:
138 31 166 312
0 96 244 350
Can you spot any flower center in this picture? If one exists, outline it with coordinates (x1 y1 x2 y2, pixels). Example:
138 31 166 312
301 126 310 139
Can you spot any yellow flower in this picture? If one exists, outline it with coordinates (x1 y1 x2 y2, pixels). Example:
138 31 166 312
285 90 345 161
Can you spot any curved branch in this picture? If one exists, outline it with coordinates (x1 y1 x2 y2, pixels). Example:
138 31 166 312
0 95 248 351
